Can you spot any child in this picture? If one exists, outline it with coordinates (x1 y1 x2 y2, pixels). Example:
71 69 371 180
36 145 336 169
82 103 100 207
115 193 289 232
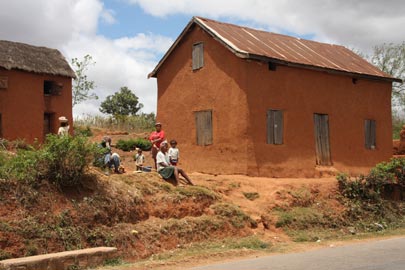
134 148 145 171
168 139 179 166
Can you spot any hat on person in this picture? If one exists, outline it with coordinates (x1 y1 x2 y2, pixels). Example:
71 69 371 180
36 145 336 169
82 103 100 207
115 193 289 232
102 136 112 144
155 122 162 126
58 116 68 123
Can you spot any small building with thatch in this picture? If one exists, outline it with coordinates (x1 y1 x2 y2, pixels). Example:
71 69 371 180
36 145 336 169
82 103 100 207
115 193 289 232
149 17 401 177
0 40 75 143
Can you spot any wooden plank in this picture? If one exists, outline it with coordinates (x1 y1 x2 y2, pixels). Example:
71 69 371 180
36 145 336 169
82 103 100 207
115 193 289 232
370 120 376 148
274 110 283 145
192 43 204 70
195 110 212 146
313 114 322 165
313 114 332 165
267 110 274 144
321 115 332 165
364 119 371 148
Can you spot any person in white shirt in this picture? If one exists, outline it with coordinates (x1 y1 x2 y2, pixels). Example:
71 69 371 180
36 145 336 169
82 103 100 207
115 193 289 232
135 148 145 171
57 116 69 136
168 139 179 165
156 142 194 186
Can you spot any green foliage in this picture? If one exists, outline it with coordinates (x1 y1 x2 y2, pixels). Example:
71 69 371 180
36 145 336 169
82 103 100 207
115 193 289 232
1 135 97 187
73 125 93 137
71 54 98 107
99 86 143 116
275 207 326 229
116 138 152 152
0 249 11 260
103 257 125 266
369 42 405 108
338 158 405 202
3 149 44 184
392 113 404 140
41 135 98 187
211 203 257 228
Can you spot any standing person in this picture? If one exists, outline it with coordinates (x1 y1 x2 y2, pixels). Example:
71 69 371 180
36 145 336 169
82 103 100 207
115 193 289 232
134 148 145 171
156 142 194 186
149 122 165 169
168 139 179 166
57 116 70 136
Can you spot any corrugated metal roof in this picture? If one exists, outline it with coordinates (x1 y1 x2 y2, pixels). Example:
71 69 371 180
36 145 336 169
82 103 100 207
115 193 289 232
149 17 400 82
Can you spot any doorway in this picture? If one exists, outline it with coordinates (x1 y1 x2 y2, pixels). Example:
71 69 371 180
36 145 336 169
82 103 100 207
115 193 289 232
44 113 54 138
313 113 332 165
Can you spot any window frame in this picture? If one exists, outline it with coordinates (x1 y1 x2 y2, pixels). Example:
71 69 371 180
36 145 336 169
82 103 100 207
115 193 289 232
364 119 376 150
44 80 62 96
192 42 204 71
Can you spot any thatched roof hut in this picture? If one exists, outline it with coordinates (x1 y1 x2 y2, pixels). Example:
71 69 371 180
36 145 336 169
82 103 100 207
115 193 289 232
0 40 75 78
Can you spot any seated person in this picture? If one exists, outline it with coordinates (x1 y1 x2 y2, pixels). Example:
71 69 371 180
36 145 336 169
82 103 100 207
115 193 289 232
97 137 121 175
156 142 194 186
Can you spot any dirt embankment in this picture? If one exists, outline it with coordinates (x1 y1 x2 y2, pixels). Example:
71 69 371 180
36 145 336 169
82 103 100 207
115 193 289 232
0 162 341 261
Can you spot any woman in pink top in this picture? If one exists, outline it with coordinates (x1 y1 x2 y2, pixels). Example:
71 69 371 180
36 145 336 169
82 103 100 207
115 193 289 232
149 122 165 169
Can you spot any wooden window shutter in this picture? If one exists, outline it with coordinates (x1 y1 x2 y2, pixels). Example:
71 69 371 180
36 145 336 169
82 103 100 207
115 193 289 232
365 119 376 149
195 110 212 146
0 76 8 89
192 42 204 70
267 110 283 145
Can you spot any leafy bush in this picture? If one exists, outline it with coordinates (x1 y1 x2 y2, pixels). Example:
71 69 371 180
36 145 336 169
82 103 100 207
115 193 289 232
116 138 152 152
74 125 93 137
3 149 44 184
2 135 97 187
134 138 152 151
41 135 98 187
338 158 405 202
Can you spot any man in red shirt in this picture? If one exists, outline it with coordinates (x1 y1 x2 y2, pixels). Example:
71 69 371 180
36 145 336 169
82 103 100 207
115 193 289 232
149 122 165 169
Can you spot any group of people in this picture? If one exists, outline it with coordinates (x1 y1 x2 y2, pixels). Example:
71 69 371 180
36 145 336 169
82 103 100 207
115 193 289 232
98 122 194 186
149 122 194 186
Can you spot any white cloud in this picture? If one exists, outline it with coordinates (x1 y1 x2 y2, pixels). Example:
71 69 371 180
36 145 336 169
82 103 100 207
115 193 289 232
63 33 173 116
127 0 405 52
0 0 173 117
2 0 405 118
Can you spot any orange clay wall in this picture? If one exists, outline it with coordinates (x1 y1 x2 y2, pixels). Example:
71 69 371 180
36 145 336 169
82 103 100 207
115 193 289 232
156 25 251 175
155 25 393 177
0 68 73 143
244 62 392 177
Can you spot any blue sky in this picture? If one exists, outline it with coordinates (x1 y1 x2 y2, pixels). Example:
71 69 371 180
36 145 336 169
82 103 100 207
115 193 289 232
1 0 404 117
99 2 190 39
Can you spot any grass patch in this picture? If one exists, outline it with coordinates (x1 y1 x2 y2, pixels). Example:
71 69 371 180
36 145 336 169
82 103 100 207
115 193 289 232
243 192 260 201
211 203 257 228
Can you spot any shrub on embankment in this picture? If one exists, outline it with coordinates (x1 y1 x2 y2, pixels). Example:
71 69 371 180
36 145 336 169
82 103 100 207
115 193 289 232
274 158 405 242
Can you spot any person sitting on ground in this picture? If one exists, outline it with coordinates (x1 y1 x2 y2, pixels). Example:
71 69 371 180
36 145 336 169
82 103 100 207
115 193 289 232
134 148 145 171
168 139 179 166
57 116 70 136
156 142 194 186
98 136 121 175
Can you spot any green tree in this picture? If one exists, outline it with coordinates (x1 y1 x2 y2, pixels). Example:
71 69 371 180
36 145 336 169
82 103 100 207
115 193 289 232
99 86 143 116
369 42 405 108
71 54 98 107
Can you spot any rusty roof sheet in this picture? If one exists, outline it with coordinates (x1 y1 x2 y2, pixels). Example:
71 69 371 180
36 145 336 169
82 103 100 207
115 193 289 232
149 17 400 82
